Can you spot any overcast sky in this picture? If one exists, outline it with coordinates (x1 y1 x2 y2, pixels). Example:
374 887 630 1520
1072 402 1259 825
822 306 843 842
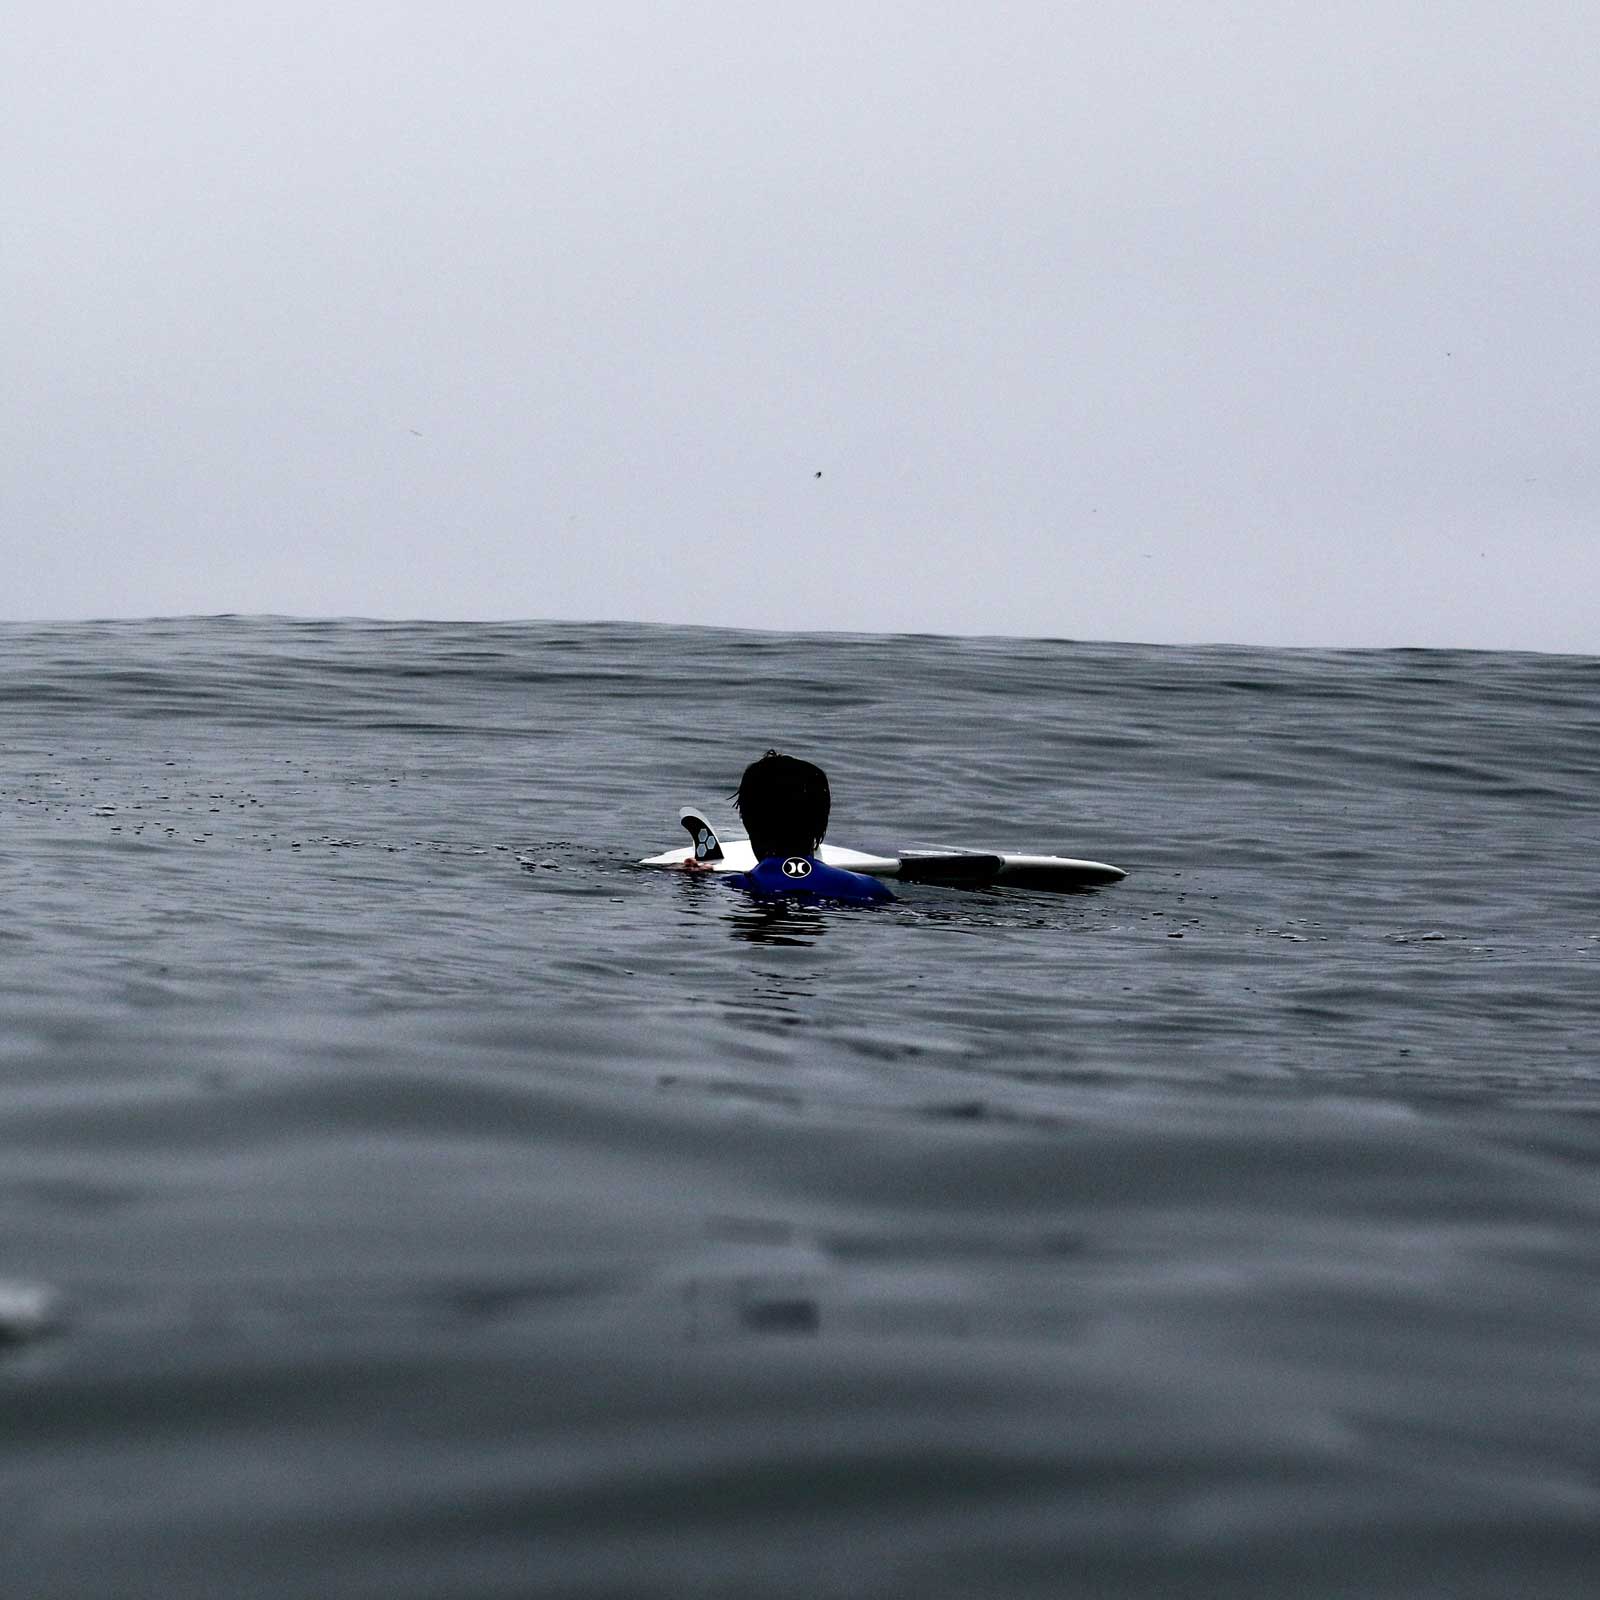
5 2 1596 649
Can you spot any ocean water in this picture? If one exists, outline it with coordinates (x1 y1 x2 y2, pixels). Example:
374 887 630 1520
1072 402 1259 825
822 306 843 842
3 616 1598 1598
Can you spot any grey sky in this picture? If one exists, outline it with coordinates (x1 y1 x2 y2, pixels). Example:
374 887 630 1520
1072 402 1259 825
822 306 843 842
6 2 1596 648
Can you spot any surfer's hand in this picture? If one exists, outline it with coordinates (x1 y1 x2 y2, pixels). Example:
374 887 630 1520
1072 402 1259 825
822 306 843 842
680 858 715 875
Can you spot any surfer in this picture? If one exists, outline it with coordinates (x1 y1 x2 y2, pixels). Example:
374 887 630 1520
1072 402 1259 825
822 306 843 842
709 751 892 905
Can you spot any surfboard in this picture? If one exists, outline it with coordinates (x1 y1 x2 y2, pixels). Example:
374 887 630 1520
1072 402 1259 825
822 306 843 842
639 808 1126 889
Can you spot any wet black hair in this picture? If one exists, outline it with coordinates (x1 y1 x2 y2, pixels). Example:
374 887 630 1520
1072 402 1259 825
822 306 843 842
733 750 831 860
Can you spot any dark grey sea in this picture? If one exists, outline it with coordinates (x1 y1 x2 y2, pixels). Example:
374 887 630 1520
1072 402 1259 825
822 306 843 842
3 617 1598 1598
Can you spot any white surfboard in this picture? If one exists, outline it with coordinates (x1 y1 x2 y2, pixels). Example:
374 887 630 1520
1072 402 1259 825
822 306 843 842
640 808 1126 889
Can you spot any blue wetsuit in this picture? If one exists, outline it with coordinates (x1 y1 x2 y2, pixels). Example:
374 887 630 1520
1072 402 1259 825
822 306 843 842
727 854 893 905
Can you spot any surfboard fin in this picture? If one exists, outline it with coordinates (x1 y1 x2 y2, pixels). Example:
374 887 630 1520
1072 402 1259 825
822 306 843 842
678 806 725 863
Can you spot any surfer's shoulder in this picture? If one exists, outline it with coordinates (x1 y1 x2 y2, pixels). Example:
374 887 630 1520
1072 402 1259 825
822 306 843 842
734 854 892 904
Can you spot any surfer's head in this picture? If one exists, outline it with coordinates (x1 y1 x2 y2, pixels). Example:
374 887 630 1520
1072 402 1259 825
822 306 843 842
735 750 831 860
